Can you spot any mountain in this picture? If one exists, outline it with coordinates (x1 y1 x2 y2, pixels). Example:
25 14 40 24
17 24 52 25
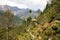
37 0 60 24
0 5 41 19
0 10 22 28
0 5 20 11
0 10 23 40
16 9 40 20
24 0 60 40
1 0 60 40
13 0 60 40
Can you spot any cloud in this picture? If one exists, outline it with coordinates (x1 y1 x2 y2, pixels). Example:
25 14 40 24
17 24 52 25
9 0 48 11
0 0 28 9
0 0 51 11
7 1 28 9
0 0 7 5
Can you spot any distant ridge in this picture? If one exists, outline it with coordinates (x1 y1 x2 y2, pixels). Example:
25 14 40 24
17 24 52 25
0 5 41 19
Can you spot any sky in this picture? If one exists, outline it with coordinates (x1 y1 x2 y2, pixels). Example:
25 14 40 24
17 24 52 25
0 0 50 11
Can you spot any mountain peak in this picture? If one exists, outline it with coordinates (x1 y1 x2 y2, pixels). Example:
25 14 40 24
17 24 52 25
0 5 21 11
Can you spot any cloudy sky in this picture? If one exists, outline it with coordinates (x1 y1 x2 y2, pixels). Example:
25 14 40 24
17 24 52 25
0 0 50 11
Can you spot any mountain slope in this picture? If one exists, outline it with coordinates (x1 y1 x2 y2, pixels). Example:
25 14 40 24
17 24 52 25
0 10 22 27
1 0 60 40
16 0 60 40
37 0 60 24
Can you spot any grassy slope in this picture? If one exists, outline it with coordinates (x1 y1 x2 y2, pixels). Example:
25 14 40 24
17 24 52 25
17 0 60 40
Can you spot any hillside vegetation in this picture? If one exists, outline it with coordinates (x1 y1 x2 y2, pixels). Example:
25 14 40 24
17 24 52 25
0 0 60 40
17 0 60 40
